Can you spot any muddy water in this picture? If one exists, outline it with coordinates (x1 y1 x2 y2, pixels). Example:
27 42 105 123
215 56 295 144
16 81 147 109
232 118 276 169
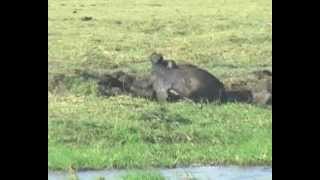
48 166 272 180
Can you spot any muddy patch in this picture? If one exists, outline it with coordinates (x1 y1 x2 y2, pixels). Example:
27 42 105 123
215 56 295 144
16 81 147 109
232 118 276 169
95 69 272 106
48 68 272 106
81 16 93 21
223 70 272 106
48 73 67 94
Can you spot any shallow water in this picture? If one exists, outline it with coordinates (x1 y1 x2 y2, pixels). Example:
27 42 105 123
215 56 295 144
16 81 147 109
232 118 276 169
48 166 271 180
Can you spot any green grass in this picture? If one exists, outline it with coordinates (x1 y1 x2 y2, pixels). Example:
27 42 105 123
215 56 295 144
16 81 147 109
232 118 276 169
48 95 271 170
48 0 272 170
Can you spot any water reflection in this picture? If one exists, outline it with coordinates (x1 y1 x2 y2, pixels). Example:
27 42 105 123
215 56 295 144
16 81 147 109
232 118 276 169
48 166 272 180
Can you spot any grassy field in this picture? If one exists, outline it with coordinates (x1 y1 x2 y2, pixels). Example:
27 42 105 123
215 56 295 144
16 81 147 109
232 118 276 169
48 0 272 171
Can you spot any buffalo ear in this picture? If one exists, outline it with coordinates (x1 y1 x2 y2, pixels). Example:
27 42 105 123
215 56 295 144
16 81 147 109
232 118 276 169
149 52 164 64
